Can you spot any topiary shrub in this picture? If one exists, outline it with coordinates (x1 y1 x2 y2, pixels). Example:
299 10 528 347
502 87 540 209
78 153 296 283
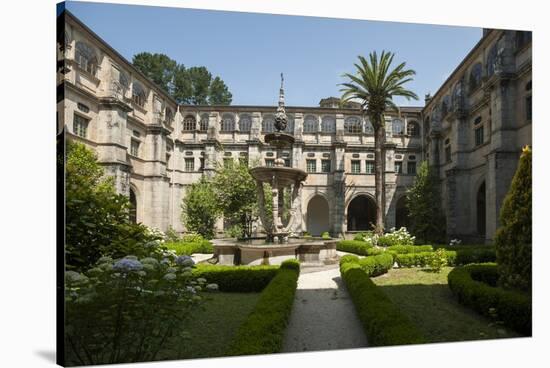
226 263 300 355
494 146 532 292
448 263 531 335
321 231 331 239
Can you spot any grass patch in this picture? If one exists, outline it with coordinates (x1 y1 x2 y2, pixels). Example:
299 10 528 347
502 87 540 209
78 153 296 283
371 267 520 343
160 292 261 360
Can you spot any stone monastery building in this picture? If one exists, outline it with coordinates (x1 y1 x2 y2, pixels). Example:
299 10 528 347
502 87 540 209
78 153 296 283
58 11 532 242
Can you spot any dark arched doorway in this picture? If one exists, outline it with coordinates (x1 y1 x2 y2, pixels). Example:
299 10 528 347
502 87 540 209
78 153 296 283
129 188 137 223
306 195 330 236
476 182 486 237
347 195 376 231
395 196 410 230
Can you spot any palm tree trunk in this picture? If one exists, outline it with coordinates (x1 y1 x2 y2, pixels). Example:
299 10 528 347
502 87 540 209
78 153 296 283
374 118 386 234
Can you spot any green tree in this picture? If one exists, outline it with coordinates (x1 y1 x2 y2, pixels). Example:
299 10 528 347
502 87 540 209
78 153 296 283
181 177 221 239
212 160 258 239
405 161 446 243
209 76 233 105
132 52 232 105
132 52 178 94
65 142 158 271
340 51 418 233
495 146 532 292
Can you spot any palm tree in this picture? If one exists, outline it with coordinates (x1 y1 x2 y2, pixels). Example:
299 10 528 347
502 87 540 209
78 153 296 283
340 51 418 234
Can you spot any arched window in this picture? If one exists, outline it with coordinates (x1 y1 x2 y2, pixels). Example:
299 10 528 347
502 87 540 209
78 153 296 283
239 114 252 132
199 113 209 131
75 41 98 75
262 115 275 133
486 44 497 77
345 116 362 134
441 95 451 117
183 115 196 131
304 115 318 133
321 116 336 133
165 107 174 125
392 119 404 135
407 121 420 137
364 119 374 135
284 115 295 134
220 113 235 132
452 81 463 109
132 81 146 107
469 63 483 92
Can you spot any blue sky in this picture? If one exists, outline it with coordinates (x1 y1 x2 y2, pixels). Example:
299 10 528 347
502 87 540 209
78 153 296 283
64 1 482 107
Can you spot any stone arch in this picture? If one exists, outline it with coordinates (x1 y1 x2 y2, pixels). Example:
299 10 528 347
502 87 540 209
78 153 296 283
395 195 410 230
476 181 486 237
306 195 330 236
346 194 377 231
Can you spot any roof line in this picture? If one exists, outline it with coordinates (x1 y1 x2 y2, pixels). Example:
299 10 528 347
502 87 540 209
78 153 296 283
63 9 178 105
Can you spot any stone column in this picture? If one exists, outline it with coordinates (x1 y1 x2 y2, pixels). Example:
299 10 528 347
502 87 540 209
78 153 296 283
332 141 347 236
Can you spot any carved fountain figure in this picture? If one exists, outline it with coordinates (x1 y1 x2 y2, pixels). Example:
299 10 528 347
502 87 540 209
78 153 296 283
249 73 308 243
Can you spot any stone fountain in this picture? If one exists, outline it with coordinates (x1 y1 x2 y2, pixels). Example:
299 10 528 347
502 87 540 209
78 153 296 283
212 75 338 266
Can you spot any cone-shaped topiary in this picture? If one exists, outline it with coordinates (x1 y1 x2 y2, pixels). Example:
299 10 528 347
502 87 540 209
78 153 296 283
494 145 532 292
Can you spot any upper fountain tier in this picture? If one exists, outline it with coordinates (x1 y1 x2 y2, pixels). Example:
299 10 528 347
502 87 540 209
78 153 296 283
264 73 295 149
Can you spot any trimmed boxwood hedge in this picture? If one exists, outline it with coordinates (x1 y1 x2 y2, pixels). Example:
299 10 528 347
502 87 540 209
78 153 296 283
447 263 531 335
387 245 433 254
340 261 425 346
394 252 432 268
164 240 214 255
225 260 300 356
358 253 394 277
192 264 279 292
444 247 496 266
336 240 373 255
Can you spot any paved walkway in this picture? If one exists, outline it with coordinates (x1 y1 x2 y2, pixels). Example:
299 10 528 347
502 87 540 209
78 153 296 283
282 265 368 353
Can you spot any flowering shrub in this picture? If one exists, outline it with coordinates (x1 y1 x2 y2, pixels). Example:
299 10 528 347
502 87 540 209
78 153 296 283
144 226 167 243
378 227 415 247
65 252 216 365
428 248 448 273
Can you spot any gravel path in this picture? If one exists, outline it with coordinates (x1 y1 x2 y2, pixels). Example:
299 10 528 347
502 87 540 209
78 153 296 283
282 266 368 353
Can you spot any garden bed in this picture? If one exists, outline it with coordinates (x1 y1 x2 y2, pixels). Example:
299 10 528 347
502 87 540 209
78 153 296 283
372 267 520 342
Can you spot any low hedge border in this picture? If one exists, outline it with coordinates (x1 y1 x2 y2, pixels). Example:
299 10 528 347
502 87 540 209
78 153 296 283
225 259 300 356
336 240 373 255
339 260 425 346
447 263 531 335
387 245 433 254
164 240 214 255
192 264 279 292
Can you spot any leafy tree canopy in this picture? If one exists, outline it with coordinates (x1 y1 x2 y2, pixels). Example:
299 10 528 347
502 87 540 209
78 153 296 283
132 52 232 105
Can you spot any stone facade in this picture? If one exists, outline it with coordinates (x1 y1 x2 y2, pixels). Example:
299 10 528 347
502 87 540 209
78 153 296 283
58 11 531 241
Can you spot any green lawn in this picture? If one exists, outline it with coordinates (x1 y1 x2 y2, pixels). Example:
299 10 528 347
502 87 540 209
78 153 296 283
371 267 520 343
160 292 261 360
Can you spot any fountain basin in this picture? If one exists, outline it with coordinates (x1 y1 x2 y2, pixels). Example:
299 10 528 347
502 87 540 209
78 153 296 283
212 238 339 266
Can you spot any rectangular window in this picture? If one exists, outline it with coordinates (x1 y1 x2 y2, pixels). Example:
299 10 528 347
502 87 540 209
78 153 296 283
284 159 291 168
321 159 331 173
351 160 361 174
306 159 317 173
394 161 402 174
239 157 248 166
199 158 205 171
185 158 195 172
130 139 140 157
445 145 452 163
407 161 416 175
526 95 532 120
73 113 88 138
366 161 375 174
265 159 275 167
475 126 484 146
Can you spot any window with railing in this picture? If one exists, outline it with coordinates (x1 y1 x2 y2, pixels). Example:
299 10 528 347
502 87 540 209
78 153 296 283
262 116 275 133
199 114 209 131
321 116 336 133
345 117 362 134
304 115 318 133
239 114 252 132
220 114 235 132
75 41 98 75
